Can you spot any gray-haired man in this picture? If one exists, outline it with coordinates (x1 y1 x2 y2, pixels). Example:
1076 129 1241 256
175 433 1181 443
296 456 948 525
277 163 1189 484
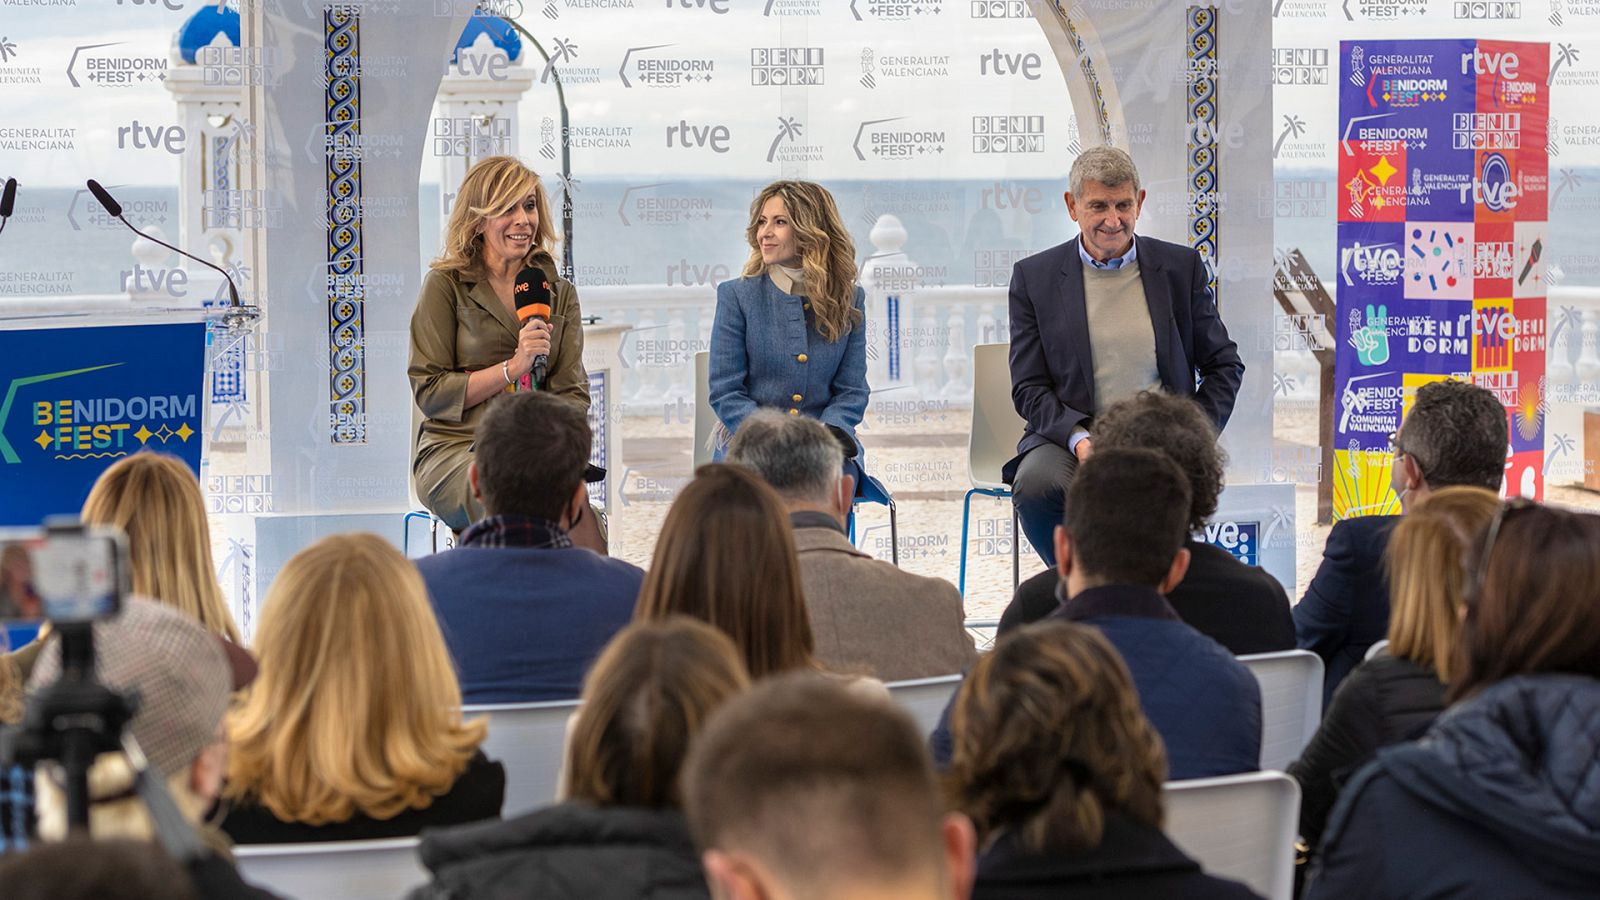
1007 145 1244 567
729 411 976 681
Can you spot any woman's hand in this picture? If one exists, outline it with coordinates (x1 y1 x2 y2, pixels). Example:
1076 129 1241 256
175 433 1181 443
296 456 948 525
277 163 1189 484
509 318 552 378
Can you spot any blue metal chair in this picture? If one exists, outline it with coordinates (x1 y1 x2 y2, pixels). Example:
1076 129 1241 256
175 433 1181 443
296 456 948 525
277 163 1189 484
959 343 1027 595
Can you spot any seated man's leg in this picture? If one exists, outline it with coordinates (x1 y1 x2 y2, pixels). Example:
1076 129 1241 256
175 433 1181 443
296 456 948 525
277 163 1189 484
1011 443 1077 568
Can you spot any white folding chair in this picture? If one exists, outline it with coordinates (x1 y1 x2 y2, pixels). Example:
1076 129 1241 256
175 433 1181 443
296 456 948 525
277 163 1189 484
463 699 582 816
1364 638 1390 661
1164 771 1300 900
960 342 1027 595
885 673 963 734
1238 650 1325 771
234 836 428 900
693 350 715 469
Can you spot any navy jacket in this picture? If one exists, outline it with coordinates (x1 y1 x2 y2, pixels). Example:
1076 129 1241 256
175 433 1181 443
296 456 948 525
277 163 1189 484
416 545 643 703
973 811 1263 900
1001 541 1295 657
708 273 868 457
1306 675 1600 899
934 585 1261 780
1294 515 1398 705
1004 235 1243 480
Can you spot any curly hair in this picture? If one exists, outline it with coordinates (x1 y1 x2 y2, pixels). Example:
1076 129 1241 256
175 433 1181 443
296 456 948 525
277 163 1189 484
1092 391 1224 533
740 180 861 343
946 620 1167 852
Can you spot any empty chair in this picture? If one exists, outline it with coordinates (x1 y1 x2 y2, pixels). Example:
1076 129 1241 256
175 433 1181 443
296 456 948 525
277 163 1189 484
960 342 1027 595
465 699 582 816
886 673 963 734
234 837 428 900
1238 650 1324 771
1164 771 1300 900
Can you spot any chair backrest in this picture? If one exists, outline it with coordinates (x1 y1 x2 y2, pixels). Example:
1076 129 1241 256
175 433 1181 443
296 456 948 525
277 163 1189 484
694 350 714 469
234 836 428 900
1364 638 1390 661
464 699 583 817
1163 771 1300 900
1238 650 1325 771
885 673 963 734
969 343 1025 490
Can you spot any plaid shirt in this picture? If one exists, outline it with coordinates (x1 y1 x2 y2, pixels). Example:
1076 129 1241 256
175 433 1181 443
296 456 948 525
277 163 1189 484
459 514 573 550
0 763 33 854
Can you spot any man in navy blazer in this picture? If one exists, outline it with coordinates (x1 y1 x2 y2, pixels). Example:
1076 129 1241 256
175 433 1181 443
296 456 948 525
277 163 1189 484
1007 146 1244 565
1296 379 1507 703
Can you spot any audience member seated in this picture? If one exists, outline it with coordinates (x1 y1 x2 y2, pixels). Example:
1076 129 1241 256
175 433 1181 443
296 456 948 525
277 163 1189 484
1296 380 1506 703
948 620 1263 899
80 451 255 683
1289 487 1496 854
415 392 642 702
635 464 825 681
727 410 977 680
1306 501 1600 899
410 618 747 899
683 674 976 900
1001 392 1294 655
936 448 1261 779
221 534 504 843
25 599 279 899
0 837 200 900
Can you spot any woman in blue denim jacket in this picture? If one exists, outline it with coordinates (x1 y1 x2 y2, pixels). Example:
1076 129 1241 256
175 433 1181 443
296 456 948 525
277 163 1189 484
708 181 869 471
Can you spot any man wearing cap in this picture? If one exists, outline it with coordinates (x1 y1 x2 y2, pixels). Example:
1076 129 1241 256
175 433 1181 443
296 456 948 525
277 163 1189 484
415 391 644 703
26 598 279 899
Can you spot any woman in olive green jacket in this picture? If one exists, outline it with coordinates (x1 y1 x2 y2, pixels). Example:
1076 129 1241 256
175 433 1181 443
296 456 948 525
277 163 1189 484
408 156 589 532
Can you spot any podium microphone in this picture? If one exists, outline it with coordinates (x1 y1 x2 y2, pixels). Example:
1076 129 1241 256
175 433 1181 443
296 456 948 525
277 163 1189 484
0 178 17 237
86 179 240 308
514 266 553 388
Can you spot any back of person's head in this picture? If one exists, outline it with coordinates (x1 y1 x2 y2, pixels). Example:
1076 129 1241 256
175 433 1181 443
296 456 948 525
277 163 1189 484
225 533 486 823
726 409 846 510
565 617 750 808
1452 503 1600 701
29 598 231 841
1062 448 1191 587
0 837 199 900
1397 379 1508 492
473 391 591 521
80 452 240 642
635 464 814 678
946 620 1165 852
683 673 973 900
1386 486 1500 683
1093 392 1223 533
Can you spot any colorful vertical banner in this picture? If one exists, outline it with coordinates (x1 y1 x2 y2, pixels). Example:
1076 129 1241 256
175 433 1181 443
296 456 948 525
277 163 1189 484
1333 39 1548 518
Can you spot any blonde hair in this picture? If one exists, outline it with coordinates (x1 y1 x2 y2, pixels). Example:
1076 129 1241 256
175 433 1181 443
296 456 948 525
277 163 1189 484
432 155 558 274
741 180 860 342
36 755 208 843
565 618 749 808
1386 486 1499 684
81 452 240 642
224 533 485 824
0 653 21 725
947 620 1167 852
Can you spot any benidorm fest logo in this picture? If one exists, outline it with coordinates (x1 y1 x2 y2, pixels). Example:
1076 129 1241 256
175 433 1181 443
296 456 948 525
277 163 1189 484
0 364 199 463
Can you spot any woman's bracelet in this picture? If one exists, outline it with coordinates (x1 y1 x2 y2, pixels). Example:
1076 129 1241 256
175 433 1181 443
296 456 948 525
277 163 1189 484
501 360 514 386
